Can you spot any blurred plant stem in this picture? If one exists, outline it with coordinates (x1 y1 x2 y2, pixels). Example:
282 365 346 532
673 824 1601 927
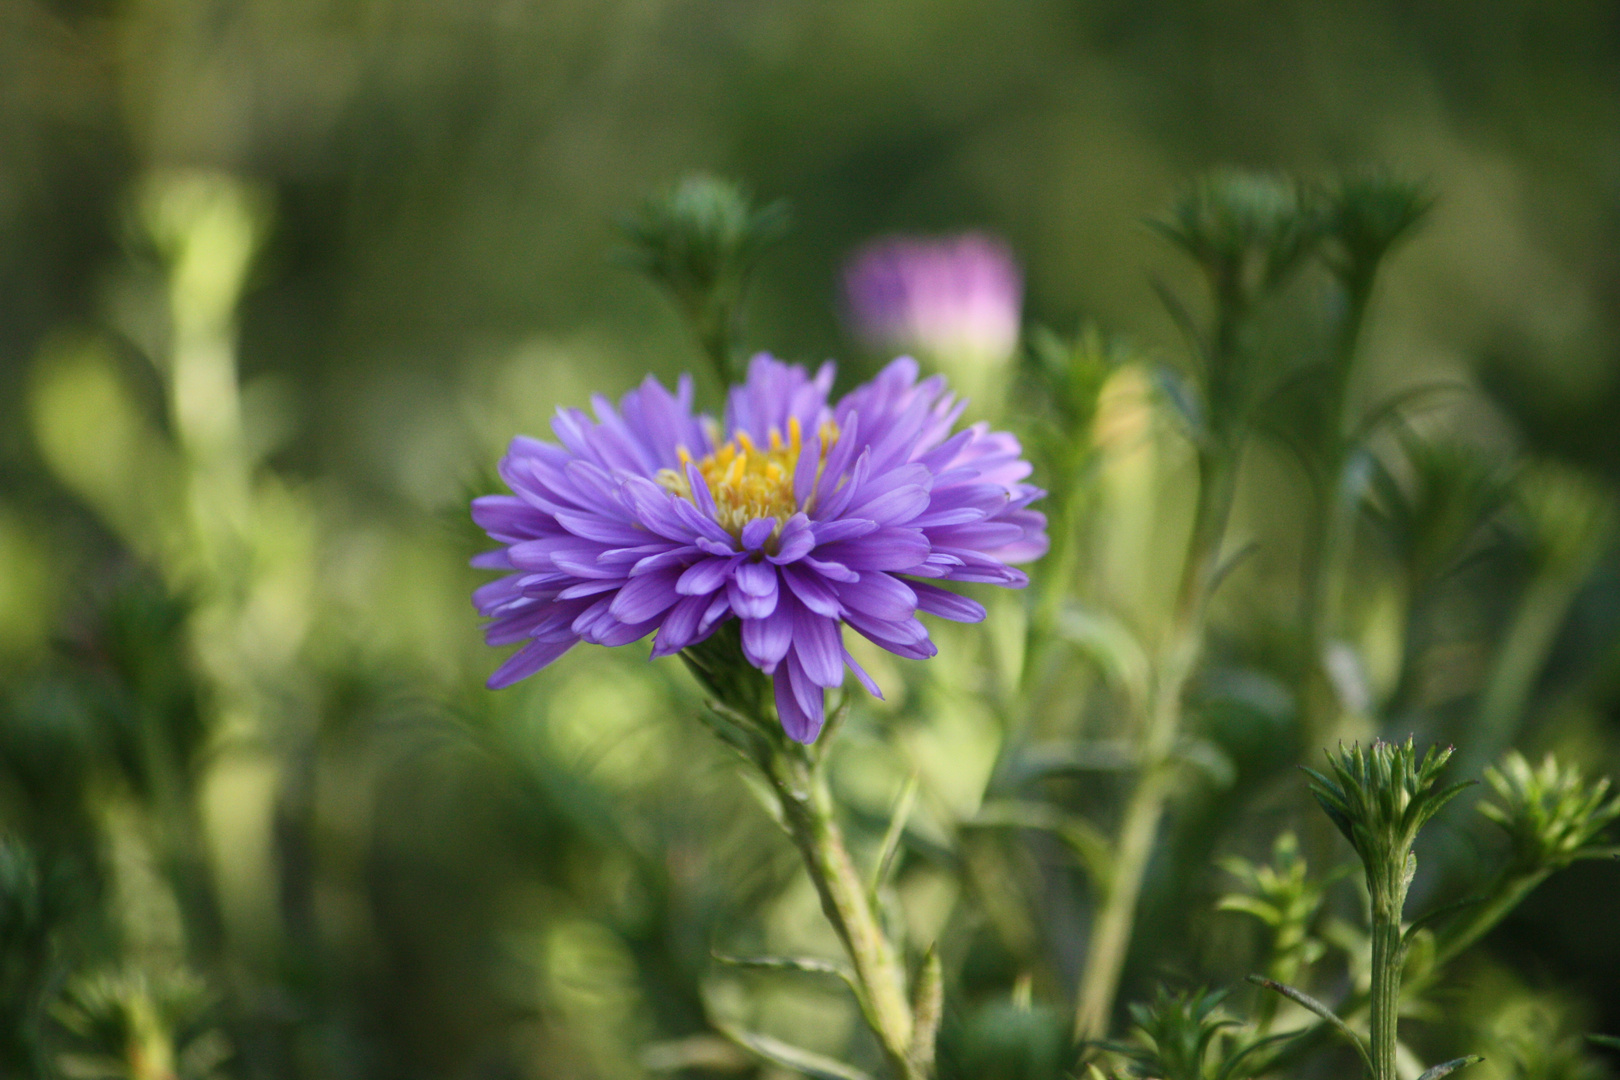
1293 273 1373 744
1017 441 1092 711
1076 173 1321 1037
1457 466 1616 778
1297 177 1433 746
29 169 313 993
1073 441 1239 1038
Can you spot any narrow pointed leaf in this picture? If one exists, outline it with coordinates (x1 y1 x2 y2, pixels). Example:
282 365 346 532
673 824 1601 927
1403 895 1481 947
910 944 943 1071
1351 379 1468 447
1246 976 1372 1075
713 953 853 983
1215 1029 1307 1080
712 1019 877 1080
870 773 920 896
1415 1055 1484 1080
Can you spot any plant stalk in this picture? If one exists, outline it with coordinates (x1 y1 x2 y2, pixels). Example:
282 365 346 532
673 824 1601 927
1296 274 1372 743
1073 443 1240 1037
764 744 925 1080
1368 902 1403 1080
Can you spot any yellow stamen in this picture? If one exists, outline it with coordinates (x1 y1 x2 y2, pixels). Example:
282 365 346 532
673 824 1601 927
657 418 839 537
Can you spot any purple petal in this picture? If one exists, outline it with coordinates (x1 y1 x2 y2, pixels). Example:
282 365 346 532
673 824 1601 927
843 647 884 699
651 594 713 656
805 557 860 583
678 556 740 596
471 495 547 542
774 665 821 744
742 614 792 671
555 511 648 546
782 563 842 618
817 527 930 572
734 560 778 597
685 461 718 517
487 637 577 689
621 477 698 542
741 518 776 551
809 517 879 545
630 548 699 576
769 515 815 564
557 579 621 600
698 594 732 634
594 615 662 647
609 570 681 623
727 569 779 619
837 572 917 622
924 521 1028 550
908 580 987 622
790 606 845 688
471 549 513 570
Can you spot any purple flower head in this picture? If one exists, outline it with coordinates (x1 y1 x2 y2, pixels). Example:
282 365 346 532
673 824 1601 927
472 354 1047 743
844 233 1023 368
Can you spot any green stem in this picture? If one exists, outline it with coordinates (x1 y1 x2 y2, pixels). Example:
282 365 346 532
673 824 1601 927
1368 903 1404 1080
1430 869 1546 972
1073 444 1240 1037
1262 867 1549 1074
1016 447 1090 707
764 745 924 1080
1296 275 1372 742
1459 570 1587 779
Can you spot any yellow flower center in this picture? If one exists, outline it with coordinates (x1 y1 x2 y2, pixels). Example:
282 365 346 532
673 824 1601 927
658 416 839 535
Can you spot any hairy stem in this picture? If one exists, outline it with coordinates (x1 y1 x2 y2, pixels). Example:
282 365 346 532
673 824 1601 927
765 746 924 1079
1263 867 1548 1073
1368 903 1403 1080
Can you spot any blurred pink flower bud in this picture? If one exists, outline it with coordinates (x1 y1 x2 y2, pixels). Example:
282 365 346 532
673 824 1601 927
843 233 1023 372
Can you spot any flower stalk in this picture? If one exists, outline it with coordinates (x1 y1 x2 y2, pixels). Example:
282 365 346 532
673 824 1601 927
1299 740 1475 1080
762 741 924 1080
689 661 928 1077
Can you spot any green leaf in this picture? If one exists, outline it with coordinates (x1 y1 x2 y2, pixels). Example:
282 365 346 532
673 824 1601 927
735 768 786 830
1349 379 1466 448
1246 975 1372 1075
910 944 943 1071
1214 1029 1307 1080
869 773 920 897
969 801 1115 887
1402 895 1481 947
1056 606 1152 710
1176 736 1237 789
1150 359 1208 442
712 1019 877 1080
1415 1055 1484 1080
1215 894 1283 927
712 954 853 984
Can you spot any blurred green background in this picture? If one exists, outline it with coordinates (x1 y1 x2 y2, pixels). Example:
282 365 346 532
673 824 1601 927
4 1 1620 1078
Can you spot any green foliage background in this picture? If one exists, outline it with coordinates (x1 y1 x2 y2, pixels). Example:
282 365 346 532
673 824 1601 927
2 1 1620 1079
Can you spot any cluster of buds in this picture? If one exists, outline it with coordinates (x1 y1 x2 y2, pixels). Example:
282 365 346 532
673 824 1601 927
1479 751 1620 876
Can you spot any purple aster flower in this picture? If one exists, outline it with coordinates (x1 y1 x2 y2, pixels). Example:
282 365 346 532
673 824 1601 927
471 354 1047 743
843 233 1023 369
